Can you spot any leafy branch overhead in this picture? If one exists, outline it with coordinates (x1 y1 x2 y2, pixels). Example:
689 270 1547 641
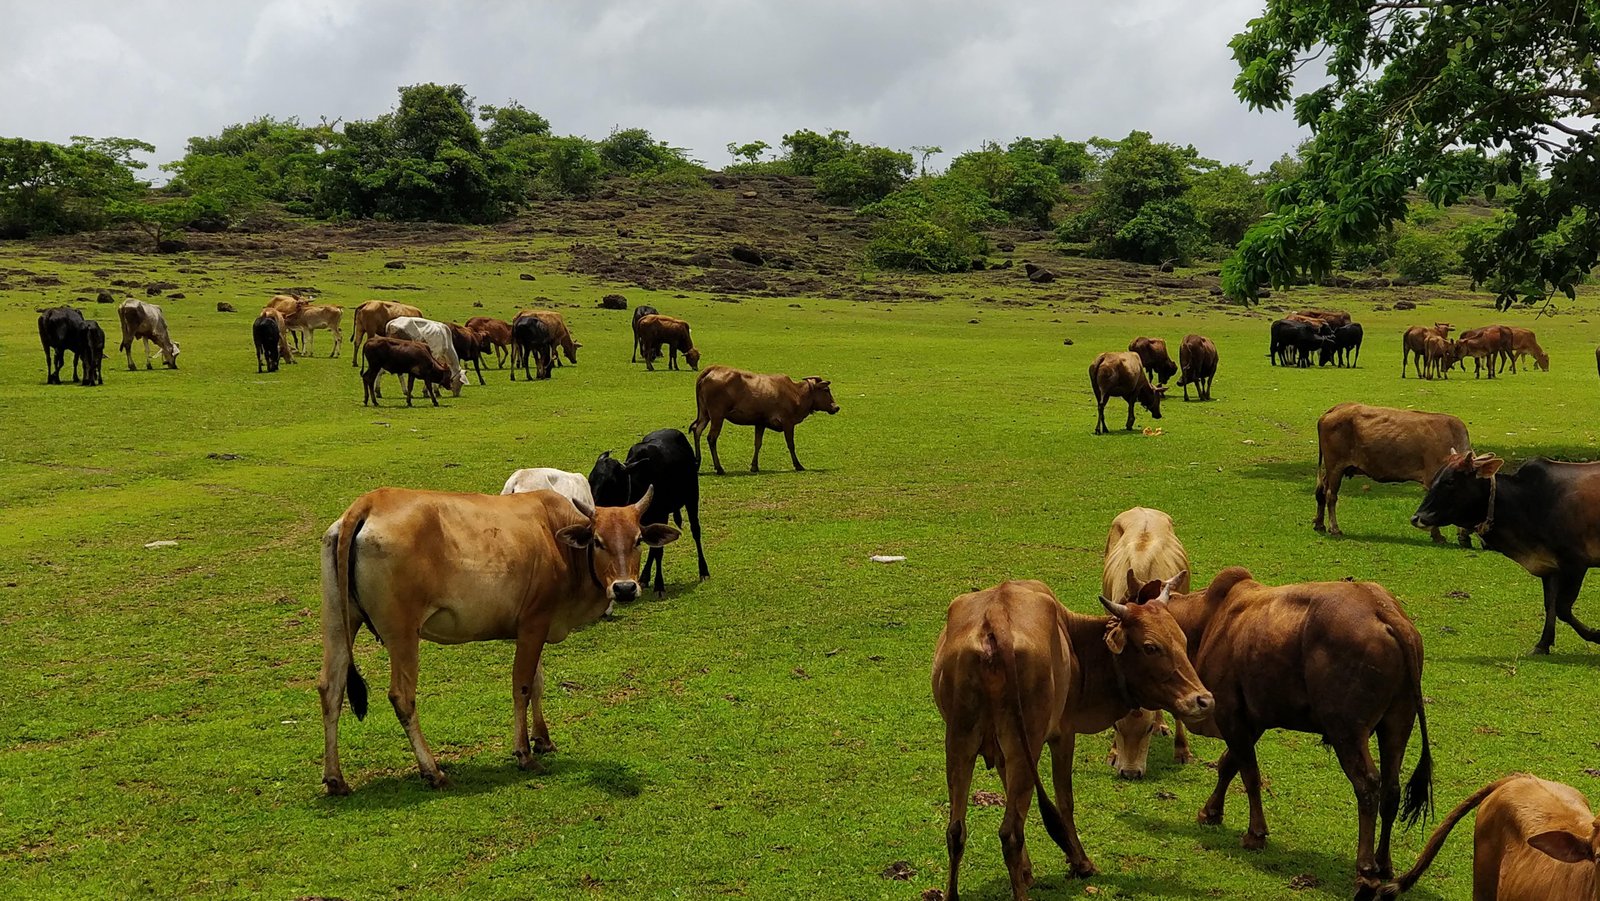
1225 0 1600 309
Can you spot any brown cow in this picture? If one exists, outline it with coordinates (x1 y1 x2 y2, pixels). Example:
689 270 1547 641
317 486 679 793
1294 307 1352 328
265 294 310 352
1128 336 1177 385
297 304 343 357
1423 334 1458 380
1134 567 1432 896
636 314 701 371
1314 402 1473 545
350 301 423 367
465 316 513 368
1381 774 1600 900
1401 323 1452 378
256 307 298 365
1505 326 1549 373
689 365 839 474
516 310 580 365
116 299 181 370
1101 508 1193 779
1090 351 1166 435
448 323 490 386
933 576 1211 899
1458 325 1514 378
359 336 453 407
1176 334 1218 401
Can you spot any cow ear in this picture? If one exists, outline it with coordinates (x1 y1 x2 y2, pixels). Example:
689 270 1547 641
1528 830 1596 864
1103 621 1127 654
1475 457 1504 479
1136 579 1163 604
556 524 594 549
1124 568 1142 600
641 523 681 548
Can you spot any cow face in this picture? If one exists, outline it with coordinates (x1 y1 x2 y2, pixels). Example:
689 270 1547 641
685 347 701 369
1143 384 1167 419
805 377 840 414
161 341 181 368
556 487 680 604
1413 451 1502 532
1100 572 1212 725
588 451 631 507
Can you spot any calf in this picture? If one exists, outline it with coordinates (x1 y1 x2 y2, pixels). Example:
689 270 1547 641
1414 451 1600 654
1102 508 1193 778
690 365 840 474
1175 334 1217 401
297 304 343 357
253 314 283 373
1269 318 1332 367
448 322 489 386
1315 402 1472 545
1401 323 1453 378
37 306 89 384
117 299 180 370
1506 326 1549 373
1321 322 1364 367
516 310 580 365
1089 351 1165 434
1381 774 1600 901
265 294 310 350
77 321 106 387
618 429 710 596
510 314 554 381
1422 334 1457 379
350 300 422 367
360 336 454 407
933 577 1211 899
1458 325 1513 378
636 314 701 371
587 451 631 507
465 316 513 368
1128 336 1177 385
386 316 467 396
631 304 660 362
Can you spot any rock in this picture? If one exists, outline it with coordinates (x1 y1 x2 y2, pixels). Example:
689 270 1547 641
520 273 536 281
1159 261 1175 273
157 239 189 253
968 319 980 324
472 301 483 308
144 540 179 549
146 281 178 295
1001 259 1014 269
1062 337 1074 345
216 302 236 313
384 261 406 270
1024 263 1056 283
313 251 329 260
741 190 758 199
97 291 116 304
599 294 628 310
616 227 631 237
168 292 185 300
729 245 765 267
1320 275 1354 288
1208 287 1223 296
970 258 986 271
1394 299 1417 310
997 240 1015 252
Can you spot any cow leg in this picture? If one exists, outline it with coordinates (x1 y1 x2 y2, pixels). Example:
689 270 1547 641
1047 732 1096 877
1320 471 1344 536
1235 743 1270 849
1374 711 1414 881
512 625 554 769
686 495 709 579
1199 746 1244 825
1094 395 1108 435
386 635 447 788
1536 573 1562 654
317 538 363 795
707 418 727 475
123 338 136 371
943 722 980 901
473 357 484 386
751 425 765 472
995 747 1038 898
1456 527 1473 548
784 427 805 472
1124 398 1136 431
643 546 665 597
1332 732 1383 883
1552 570 1600 647
143 338 154 370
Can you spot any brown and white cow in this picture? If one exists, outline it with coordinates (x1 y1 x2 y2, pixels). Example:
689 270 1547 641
689 365 839 474
1505 326 1550 373
516 310 581 365
350 301 423 367
1128 336 1177 385
116 299 180 370
933 577 1211 899
1401 323 1452 378
1090 351 1165 435
317 486 679 794
1101 507 1193 779
636 314 701 371
1382 774 1600 901
1315 402 1473 546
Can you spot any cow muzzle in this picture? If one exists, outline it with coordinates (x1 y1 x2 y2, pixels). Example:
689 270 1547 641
1176 691 1214 724
609 580 639 604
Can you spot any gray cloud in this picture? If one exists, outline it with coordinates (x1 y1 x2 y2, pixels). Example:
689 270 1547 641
0 0 1305 172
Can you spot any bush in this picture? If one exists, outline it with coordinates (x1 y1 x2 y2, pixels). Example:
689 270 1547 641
861 176 1001 272
542 136 604 196
866 217 973 272
815 146 912 206
1110 198 1204 265
1390 228 1457 282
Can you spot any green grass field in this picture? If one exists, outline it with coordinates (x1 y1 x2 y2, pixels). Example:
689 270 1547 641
3 227 1600 900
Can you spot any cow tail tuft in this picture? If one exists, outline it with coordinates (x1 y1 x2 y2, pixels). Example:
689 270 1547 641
1397 627 1433 828
335 505 371 721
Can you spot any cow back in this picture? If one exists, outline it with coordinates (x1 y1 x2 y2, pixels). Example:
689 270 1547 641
1103 507 1190 601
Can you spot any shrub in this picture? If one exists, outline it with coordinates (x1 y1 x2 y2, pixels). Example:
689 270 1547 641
866 217 973 272
1390 228 1457 282
815 146 912 206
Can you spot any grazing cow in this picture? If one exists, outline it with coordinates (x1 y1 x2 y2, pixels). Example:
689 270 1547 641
1314 402 1473 545
631 304 660 362
359 336 454 407
1141 567 1432 897
265 293 310 347
690 366 840 474
933 577 1212 898
1176 334 1217 401
1414 451 1600 654
1380 774 1600 901
500 467 594 510
1101 508 1193 779
1422 334 1458 380
316 486 679 794
636 314 701 371
253 314 283 373
386 317 467 397
350 300 422 367
1269 318 1333 368
619 429 710 597
1128 336 1177 385
77 321 106 387
38 306 90 385
297 304 343 357
1089 351 1165 435
1505 326 1549 373
510 314 554 381
1320 322 1364 368
1401 323 1455 378
257 308 298 366
516 310 580 365
1458 325 1513 378
448 322 490 386
465 316 513 368
1595 343 1600 379
1294 308 1352 328
116 299 180 370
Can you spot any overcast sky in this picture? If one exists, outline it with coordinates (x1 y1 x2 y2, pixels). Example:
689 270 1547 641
3 0 1306 173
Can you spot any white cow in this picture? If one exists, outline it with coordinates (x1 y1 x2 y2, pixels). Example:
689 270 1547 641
500 468 595 508
385 316 466 396
117 299 181 370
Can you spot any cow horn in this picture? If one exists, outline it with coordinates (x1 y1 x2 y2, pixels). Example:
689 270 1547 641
572 496 596 520
1099 595 1130 619
1158 571 1187 604
632 485 655 514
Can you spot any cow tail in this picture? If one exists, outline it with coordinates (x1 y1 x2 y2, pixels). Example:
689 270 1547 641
1382 775 1523 895
335 503 371 720
982 611 1073 857
1396 626 1433 828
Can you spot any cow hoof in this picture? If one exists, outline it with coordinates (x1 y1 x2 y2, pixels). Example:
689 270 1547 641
1241 830 1267 851
1069 861 1099 879
1531 644 1552 656
1173 749 1193 765
1431 533 1446 545
323 777 351 796
424 771 452 789
1197 809 1223 826
533 736 557 755
515 752 547 773
1327 527 1343 537
1312 523 1326 533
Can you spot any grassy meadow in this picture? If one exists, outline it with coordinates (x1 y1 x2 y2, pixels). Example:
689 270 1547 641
3 220 1600 900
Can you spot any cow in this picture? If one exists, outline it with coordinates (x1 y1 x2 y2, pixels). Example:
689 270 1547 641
631 304 660 362
448 322 490 386
253 314 283 373
297 304 343 357
257 308 297 366
77 321 106 387
316 485 679 794
1269 318 1332 368
1314 402 1473 546
1294 308 1352 328
359 336 454 407
1458 325 1514 378
1101 508 1193 779
1130 567 1432 897
465 316 513 368
116 299 180 370
933 576 1212 899
1401 323 1452 378
510 314 554 381
1413 451 1600 654
1175 334 1217 401
386 317 466 397
516 310 580 365
1422 334 1457 380
588 451 630 506
1128 336 1177 385
501 467 594 510
1379 774 1600 901
593 430 711 598
265 293 310 350
1321 322 1364 368
1505 326 1549 373
38 306 91 385
690 366 839 474
350 300 422 367
636 314 701 371
1595 343 1600 380
1089 351 1165 435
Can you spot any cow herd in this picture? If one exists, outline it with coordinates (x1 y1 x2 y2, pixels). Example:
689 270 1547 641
36 299 179 387
1400 322 1551 380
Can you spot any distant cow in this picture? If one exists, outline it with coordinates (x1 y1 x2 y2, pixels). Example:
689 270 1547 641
465 317 513 368
690 366 840 474
517 310 580 365
1090 351 1165 434
1101 508 1193 779
631 305 660 362
1315 402 1472 546
500 467 594 511
117 299 180 370
1294 308 1352 328
1175 334 1217 401
350 300 422 367
1381 773 1600 900
386 317 467 397
297 304 343 357
1414 452 1600 654
1320 322 1364 368
510 314 554 381
1269 318 1332 367
78 321 106 387
933 577 1211 897
38 306 95 385
265 293 311 349
257 308 297 366
1401 323 1453 378
1457 325 1513 378
1128 336 1177 385
1422 334 1458 379
359 336 454 407
448 323 490 386
636 314 701 371
253 314 283 373
1505 326 1549 373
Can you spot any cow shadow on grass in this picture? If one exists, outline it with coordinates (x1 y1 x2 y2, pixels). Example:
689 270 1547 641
963 868 1208 900
701 467 834 478
322 755 647 809
1440 649 1600 670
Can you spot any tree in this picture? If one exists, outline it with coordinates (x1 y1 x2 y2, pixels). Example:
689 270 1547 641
542 136 604 196
478 102 550 149
597 127 690 175
1187 164 1266 248
1008 136 1094 183
947 142 1061 228
862 176 1005 271
910 144 942 177
814 145 913 206
1226 0 1600 308
1061 131 1208 263
780 128 853 176
726 141 770 165
107 197 208 250
0 136 150 238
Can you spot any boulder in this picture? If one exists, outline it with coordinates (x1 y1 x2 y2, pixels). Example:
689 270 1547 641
216 302 236 313
520 273 536 281
384 260 406 270
599 294 628 310
729 245 765 267
1024 263 1056 283
1394 299 1417 310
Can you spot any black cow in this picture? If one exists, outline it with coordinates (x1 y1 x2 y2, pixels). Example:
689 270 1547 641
1413 452 1600 654
511 315 553 381
253 315 282 373
1269 319 1333 368
78 321 106 387
631 305 660 363
587 431 709 596
1324 322 1364 367
588 451 631 506
38 306 95 385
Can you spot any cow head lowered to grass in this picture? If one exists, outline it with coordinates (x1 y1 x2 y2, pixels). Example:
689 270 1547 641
1412 450 1504 535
